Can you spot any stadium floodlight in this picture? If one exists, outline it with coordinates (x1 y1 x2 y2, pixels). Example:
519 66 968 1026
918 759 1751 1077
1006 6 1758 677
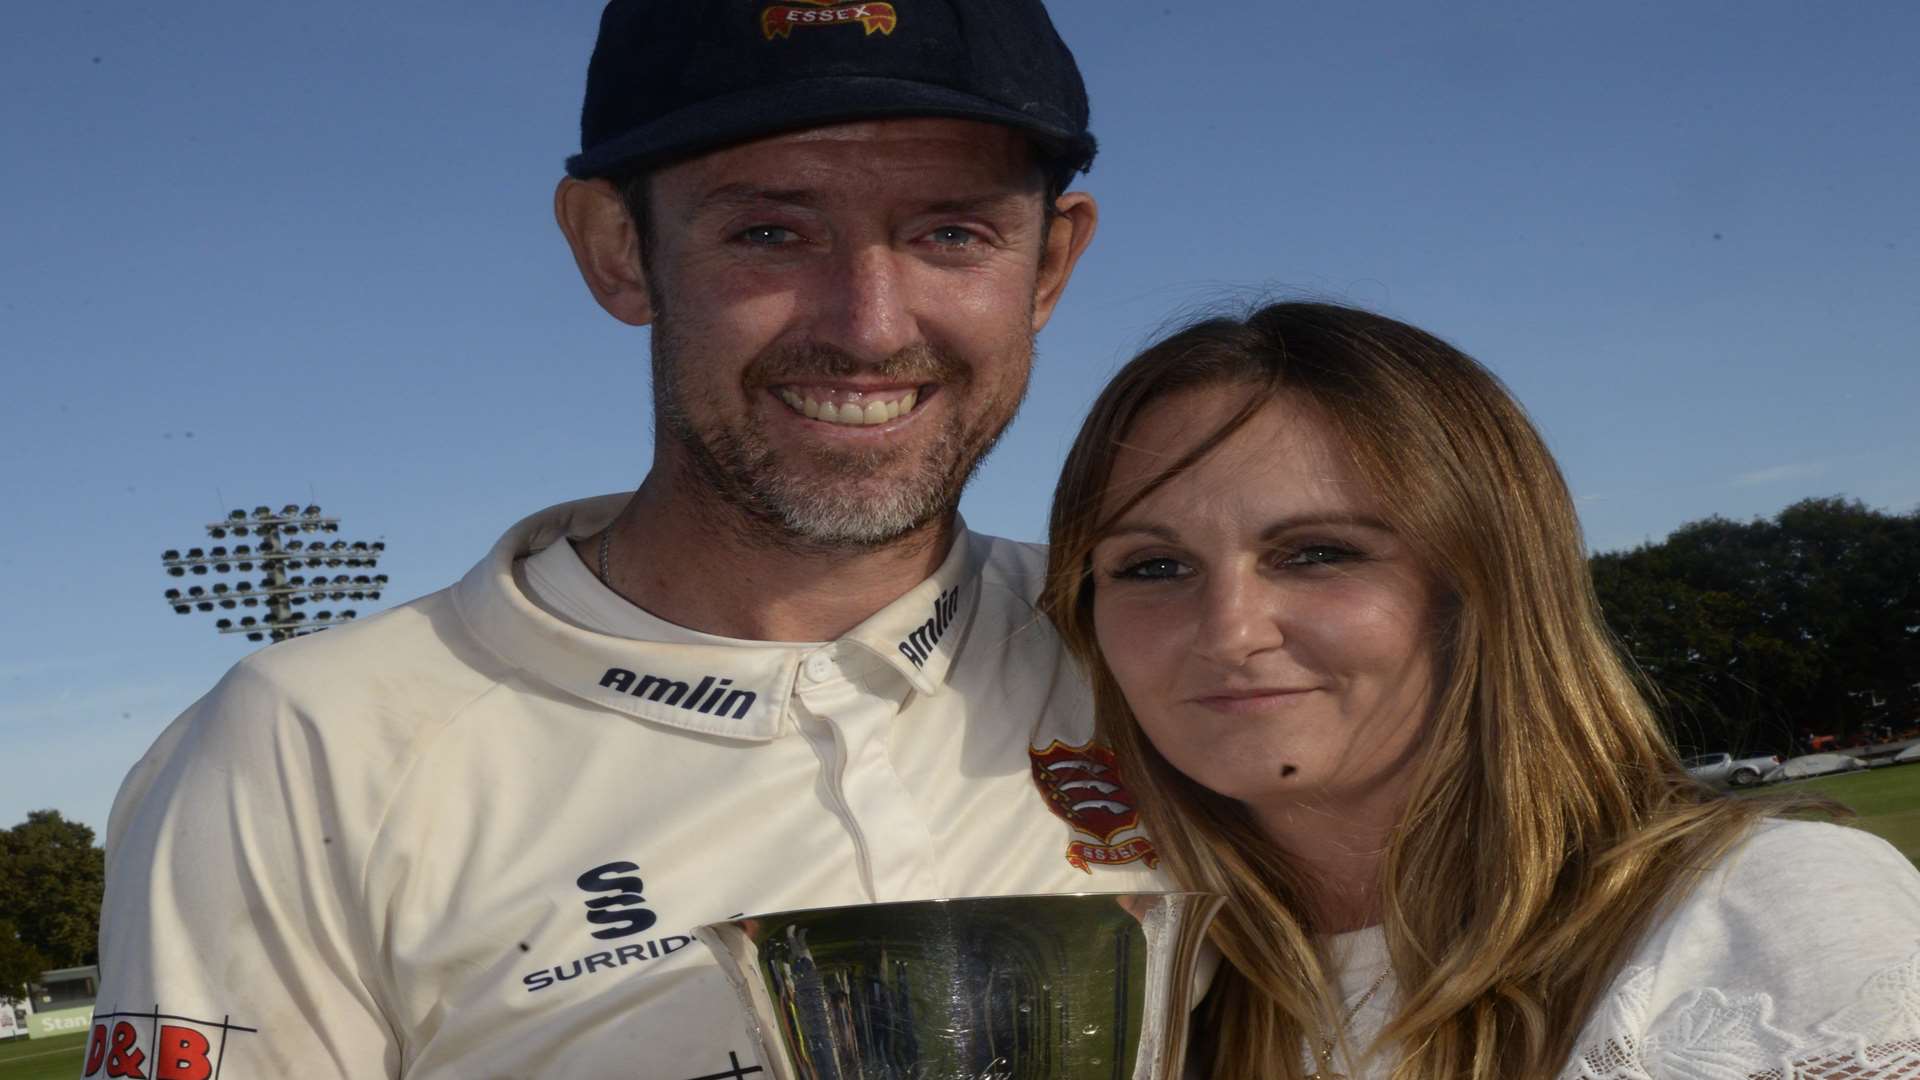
160 503 391 645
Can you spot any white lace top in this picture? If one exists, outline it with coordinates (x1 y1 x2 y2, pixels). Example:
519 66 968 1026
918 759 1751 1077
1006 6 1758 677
1315 820 1920 1079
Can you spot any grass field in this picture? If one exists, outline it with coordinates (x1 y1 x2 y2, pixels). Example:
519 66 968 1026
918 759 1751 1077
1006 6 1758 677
0 1032 85 1080
1763 762 1920 865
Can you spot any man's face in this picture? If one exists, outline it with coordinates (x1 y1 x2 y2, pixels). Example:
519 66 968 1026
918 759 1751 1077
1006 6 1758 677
639 118 1066 550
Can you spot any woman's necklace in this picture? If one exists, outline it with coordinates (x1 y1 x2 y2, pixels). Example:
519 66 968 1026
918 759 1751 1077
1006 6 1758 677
1305 969 1391 1080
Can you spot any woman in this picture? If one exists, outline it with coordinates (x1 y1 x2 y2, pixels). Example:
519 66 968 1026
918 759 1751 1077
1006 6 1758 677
1040 302 1920 1079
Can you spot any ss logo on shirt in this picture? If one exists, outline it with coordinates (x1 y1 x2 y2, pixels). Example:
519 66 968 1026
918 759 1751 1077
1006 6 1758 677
577 861 659 939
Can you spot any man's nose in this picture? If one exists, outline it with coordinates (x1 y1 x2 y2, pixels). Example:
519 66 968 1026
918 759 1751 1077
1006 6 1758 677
809 243 919 363
1191 575 1285 667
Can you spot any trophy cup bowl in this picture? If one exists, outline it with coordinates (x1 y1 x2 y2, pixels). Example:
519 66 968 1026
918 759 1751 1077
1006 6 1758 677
697 891 1222 1080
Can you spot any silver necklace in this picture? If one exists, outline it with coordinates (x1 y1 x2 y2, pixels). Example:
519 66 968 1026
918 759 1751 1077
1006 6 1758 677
596 529 613 589
1305 969 1390 1080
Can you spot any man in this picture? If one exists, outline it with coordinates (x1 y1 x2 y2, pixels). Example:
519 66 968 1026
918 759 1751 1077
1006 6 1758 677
91 2 1171 1076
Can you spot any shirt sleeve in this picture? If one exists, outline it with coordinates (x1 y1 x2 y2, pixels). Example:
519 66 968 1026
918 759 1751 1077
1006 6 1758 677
90 660 400 1079
1561 818 1920 1079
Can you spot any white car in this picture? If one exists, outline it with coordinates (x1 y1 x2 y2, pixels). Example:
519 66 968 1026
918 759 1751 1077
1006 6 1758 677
1764 753 1868 782
1683 751 1782 789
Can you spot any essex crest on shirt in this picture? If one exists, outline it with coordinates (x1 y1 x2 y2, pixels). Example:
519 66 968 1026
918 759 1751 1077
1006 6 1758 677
1029 740 1160 872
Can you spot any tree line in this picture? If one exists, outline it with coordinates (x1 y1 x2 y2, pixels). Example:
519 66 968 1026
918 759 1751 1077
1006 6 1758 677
1591 496 1920 757
0 810 103 996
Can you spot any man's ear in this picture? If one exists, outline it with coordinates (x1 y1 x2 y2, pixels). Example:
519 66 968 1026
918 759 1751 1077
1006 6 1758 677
554 177 655 327
1031 190 1099 333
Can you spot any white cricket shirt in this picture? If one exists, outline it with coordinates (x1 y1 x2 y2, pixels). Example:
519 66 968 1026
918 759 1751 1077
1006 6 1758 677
94 496 1173 1079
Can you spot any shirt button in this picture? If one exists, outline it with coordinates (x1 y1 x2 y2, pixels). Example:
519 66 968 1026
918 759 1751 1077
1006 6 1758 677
804 653 834 682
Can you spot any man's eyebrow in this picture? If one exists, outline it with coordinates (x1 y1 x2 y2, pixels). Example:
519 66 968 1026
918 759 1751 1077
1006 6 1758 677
919 191 1036 217
690 183 823 212
688 185 1033 217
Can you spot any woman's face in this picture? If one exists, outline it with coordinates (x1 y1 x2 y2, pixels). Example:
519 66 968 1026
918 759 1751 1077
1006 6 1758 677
1090 384 1440 836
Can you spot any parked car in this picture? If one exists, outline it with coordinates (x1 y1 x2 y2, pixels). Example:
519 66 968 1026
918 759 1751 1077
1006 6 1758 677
1764 753 1868 782
1683 751 1782 788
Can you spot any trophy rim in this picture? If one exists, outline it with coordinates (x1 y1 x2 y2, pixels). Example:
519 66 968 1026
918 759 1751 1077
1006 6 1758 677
697 889 1223 932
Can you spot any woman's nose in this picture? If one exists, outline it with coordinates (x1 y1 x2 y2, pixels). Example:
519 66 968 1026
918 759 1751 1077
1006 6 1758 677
1191 574 1285 667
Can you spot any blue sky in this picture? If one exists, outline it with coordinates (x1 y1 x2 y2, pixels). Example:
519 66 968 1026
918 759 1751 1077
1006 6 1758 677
4 1 1916 834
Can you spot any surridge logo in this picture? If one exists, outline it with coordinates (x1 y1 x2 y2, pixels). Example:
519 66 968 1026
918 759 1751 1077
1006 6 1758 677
600 667 757 721
521 860 703 993
896 586 961 668
578 861 658 940
761 0 899 40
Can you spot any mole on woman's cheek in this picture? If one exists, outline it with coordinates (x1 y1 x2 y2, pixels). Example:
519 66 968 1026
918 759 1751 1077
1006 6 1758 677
1280 764 1298 777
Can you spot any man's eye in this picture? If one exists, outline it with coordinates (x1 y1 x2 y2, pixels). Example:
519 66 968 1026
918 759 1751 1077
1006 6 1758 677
739 225 797 245
1112 557 1190 581
926 226 977 247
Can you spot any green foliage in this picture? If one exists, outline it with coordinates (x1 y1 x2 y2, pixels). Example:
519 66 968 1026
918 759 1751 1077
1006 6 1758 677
1592 497 1920 755
0 925 45 1002
0 812 106 975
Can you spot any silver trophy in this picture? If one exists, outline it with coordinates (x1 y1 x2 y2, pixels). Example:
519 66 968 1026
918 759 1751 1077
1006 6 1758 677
697 892 1222 1080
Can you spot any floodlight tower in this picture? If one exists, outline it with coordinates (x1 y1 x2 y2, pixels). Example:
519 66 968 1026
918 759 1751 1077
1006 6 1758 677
161 504 389 644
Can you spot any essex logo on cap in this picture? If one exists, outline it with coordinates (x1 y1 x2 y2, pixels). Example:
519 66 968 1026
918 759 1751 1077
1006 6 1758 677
761 0 899 40
1029 740 1159 872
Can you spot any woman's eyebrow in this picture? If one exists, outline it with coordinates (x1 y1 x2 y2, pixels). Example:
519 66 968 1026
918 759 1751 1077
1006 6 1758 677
1257 513 1393 542
1097 513 1393 546
1095 521 1182 545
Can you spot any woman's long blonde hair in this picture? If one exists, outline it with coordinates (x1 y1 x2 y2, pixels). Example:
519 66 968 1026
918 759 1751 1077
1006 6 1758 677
1040 302 1830 1079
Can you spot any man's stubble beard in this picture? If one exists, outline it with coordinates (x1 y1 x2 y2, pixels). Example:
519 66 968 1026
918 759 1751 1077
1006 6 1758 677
649 308 1034 554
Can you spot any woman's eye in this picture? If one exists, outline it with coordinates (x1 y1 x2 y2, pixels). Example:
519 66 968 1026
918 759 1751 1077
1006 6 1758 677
739 225 798 245
1282 545 1359 568
1111 557 1191 581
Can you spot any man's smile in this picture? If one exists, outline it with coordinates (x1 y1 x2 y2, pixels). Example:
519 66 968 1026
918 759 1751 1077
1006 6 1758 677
773 384 929 427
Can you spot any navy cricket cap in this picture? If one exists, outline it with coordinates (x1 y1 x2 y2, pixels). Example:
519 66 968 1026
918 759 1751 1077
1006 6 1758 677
565 0 1095 180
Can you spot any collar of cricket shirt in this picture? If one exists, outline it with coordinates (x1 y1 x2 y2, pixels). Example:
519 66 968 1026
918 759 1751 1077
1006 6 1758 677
453 495 982 741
